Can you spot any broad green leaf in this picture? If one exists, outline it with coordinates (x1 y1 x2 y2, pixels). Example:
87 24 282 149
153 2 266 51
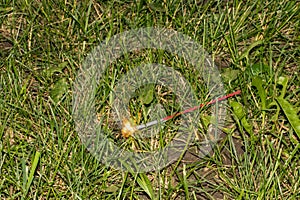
249 63 269 76
276 97 300 139
230 101 253 136
221 68 240 83
268 76 289 122
200 115 210 130
104 185 119 193
50 78 69 103
241 117 254 136
42 61 68 77
238 40 263 61
201 115 235 134
277 76 288 98
138 84 154 105
277 76 288 86
252 76 267 110
137 173 155 199
230 101 245 120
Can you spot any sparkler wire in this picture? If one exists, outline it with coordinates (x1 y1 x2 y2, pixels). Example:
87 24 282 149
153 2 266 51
135 90 241 130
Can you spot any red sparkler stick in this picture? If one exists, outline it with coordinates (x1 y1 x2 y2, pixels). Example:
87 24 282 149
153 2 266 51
135 90 241 130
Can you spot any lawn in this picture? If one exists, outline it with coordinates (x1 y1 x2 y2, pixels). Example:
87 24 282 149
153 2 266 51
0 0 299 199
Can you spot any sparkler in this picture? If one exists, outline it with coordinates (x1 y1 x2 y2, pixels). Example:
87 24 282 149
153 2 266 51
121 90 241 138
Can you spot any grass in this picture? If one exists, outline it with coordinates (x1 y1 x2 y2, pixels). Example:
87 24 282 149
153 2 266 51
0 0 299 199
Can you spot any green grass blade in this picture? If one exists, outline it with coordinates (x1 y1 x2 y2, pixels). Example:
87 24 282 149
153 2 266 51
24 151 41 197
137 173 155 199
182 164 190 200
21 158 27 194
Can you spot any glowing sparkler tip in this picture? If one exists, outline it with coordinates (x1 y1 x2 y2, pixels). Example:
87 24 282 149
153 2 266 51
121 118 137 138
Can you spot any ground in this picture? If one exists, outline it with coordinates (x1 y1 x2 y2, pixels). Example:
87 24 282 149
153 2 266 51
0 0 299 199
